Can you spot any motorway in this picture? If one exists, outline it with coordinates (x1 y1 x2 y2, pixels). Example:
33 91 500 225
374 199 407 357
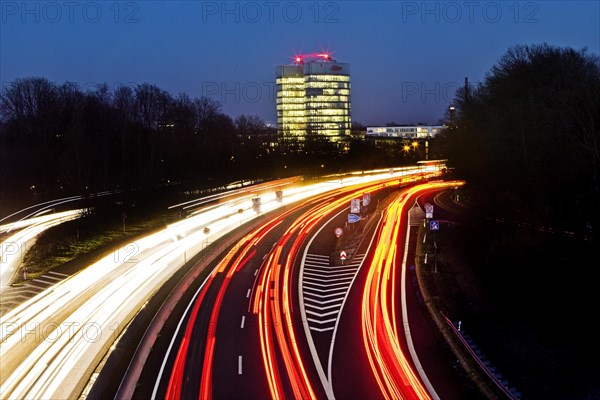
331 182 473 400
0 167 443 400
108 178 478 400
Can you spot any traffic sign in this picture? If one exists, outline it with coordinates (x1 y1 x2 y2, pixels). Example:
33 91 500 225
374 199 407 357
334 227 343 238
348 213 361 224
340 250 347 260
362 193 371 206
350 199 361 213
252 197 261 212
424 203 434 213
426 212 433 219
429 220 440 231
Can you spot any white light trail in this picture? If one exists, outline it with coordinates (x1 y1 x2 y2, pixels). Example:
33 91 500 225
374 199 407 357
0 210 84 291
0 165 443 399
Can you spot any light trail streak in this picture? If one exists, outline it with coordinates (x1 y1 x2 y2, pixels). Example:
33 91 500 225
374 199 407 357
0 167 443 399
0 195 83 224
0 209 83 290
361 181 462 400
197 219 282 400
251 175 443 399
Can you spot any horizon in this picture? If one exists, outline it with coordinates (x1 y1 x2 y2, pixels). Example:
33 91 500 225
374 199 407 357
1 1 598 125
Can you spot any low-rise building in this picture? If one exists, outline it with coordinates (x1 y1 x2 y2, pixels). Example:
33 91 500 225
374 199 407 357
365 125 443 139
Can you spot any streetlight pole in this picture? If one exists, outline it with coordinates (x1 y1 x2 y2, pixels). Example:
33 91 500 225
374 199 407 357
434 230 437 273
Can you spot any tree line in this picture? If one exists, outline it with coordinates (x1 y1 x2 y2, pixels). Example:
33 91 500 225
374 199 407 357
0 79 266 196
0 79 418 213
439 43 600 237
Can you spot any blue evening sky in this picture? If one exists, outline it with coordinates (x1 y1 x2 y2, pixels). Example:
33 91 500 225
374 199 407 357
1 1 598 125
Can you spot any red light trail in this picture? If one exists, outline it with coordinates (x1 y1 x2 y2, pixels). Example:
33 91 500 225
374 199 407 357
361 181 462 400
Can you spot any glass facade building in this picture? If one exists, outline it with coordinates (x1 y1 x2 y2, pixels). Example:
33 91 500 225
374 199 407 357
276 58 351 143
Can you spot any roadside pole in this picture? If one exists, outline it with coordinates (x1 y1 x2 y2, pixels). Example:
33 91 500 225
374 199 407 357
434 230 437 273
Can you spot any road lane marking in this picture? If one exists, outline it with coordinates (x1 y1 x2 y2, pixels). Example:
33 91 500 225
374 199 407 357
238 356 243 375
299 207 351 400
302 284 349 293
327 212 384 388
24 283 47 290
32 279 55 285
401 199 440 399
240 315 245 329
46 271 69 277
40 275 62 281
254 269 258 276
305 309 339 318
151 272 213 400
307 317 337 324
303 289 347 298
304 302 342 311
303 276 354 286
303 270 357 279
246 289 251 298
304 264 356 271
310 326 334 332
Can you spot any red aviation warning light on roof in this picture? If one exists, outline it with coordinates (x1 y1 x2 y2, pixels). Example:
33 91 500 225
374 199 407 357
292 52 334 64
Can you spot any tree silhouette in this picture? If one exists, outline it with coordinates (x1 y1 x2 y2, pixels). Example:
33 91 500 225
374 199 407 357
439 44 600 235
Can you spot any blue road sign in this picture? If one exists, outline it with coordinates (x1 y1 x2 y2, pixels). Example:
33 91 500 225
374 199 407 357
429 220 440 230
348 213 361 224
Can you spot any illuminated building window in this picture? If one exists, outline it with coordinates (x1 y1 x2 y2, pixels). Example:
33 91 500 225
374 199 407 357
276 56 351 144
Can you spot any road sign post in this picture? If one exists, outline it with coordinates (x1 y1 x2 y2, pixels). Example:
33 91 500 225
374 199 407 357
434 233 437 273
340 250 347 265
429 220 439 272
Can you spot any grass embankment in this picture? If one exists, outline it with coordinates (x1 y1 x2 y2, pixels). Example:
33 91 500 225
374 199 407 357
415 219 503 399
15 192 180 284
415 191 600 400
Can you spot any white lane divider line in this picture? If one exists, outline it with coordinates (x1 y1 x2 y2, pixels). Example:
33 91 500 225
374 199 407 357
238 356 243 375
240 315 246 329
